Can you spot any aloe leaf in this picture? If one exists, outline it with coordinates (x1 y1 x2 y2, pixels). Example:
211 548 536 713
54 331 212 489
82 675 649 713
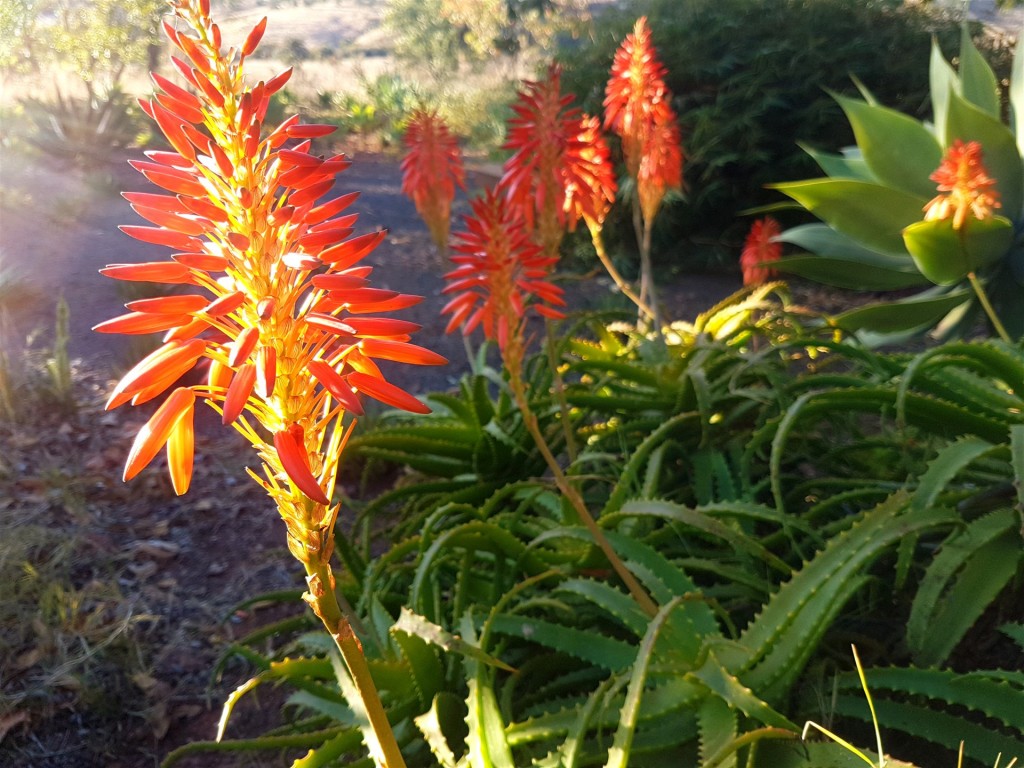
1011 424 1024 532
958 24 1000 119
733 493 954 702
800 143 873 180
217 675 264 741
903 216 1013 285
462 618 515 768
688 651 795 730
413 693 462 768
391 618 445 707
697 697 737 768
555 676 620 768
394 607 515 673
946 89 1024 220
755 739 919 768
834 94 942 198
160 728 355 768
832 694 1024 765
603 597 681 768
837 666 1024 732
290 728 366 768
327 648 393 768
486 613 636 671
832 289 970 334
558 578 651 636
1000 621 1024 650
931 38 961 142
776 249 927 291
909 437 995 513
1011 24 1024 157
287 690 357 724
906 510 1022 667
770 178 927 256
616 500 791 575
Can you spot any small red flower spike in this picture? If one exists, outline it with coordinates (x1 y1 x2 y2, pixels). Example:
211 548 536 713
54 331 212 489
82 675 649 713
400 109 465 252
603 16 683 226
500 63 586 256
564 114 618 231
923 139 1001 230
99 0 447 505
740 217 782 286
441 187 565 353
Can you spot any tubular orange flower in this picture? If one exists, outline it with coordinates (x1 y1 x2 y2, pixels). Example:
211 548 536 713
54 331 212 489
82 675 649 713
740 217 782 286
500 63 585 255
603 18 675 177
923 139 1001 230
636 113 683 226
441 187 565 353
98 0 447 516
400 109 465 251
563 114 618 231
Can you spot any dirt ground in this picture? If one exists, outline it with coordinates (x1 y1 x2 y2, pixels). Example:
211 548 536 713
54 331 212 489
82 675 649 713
0 145 745 767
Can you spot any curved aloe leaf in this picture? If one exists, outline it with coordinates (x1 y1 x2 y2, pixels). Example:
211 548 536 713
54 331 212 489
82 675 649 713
603 597 681 768
907 510 1022 667
769 179 927 256
775 254 926 290
959 24 1000 119
903 215 1013 285
834 94 942 198
832 289 970 333
930 38 961 142
800 143 873 181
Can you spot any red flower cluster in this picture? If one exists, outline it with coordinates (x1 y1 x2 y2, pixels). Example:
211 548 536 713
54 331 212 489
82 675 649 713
604 16 683 225
98 0 445 502
400 109 465 251
441 188 565 352
740 217 782 286
923 139 1001 230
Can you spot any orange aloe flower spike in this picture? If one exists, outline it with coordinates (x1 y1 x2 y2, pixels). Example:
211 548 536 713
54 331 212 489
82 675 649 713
500 63 583 255
564 114 618 231
923 139 1001 230
442 187 565 352
636 112 683 226
603 17 674 176
740 217 782 287
400 109 465 252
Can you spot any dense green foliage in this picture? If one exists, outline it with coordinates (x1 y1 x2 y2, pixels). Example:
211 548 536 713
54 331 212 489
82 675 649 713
557 0 1011 272
171 289 1024 768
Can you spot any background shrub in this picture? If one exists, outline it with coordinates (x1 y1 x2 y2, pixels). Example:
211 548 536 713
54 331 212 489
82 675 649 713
557 0 1013 274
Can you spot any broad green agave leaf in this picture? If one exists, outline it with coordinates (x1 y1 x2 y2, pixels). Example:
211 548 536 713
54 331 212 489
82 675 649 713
832 289 971 334
833 94 942 198
1011 23 1024 156
930 38 961 142
958 23 1000 118
799 143 873 181
902 215 1013 285
770 179 926 256
777 224 927 290
775 255 927 290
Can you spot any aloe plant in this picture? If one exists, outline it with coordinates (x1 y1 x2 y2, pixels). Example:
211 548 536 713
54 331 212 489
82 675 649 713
772 26 1024 341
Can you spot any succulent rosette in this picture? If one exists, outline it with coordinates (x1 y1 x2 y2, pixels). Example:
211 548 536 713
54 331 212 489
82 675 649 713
770 27 1024 340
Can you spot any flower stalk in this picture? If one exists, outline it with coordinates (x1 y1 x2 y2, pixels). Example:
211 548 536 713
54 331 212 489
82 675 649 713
604 17 684 331
98 3 445 764
443 189 658 617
